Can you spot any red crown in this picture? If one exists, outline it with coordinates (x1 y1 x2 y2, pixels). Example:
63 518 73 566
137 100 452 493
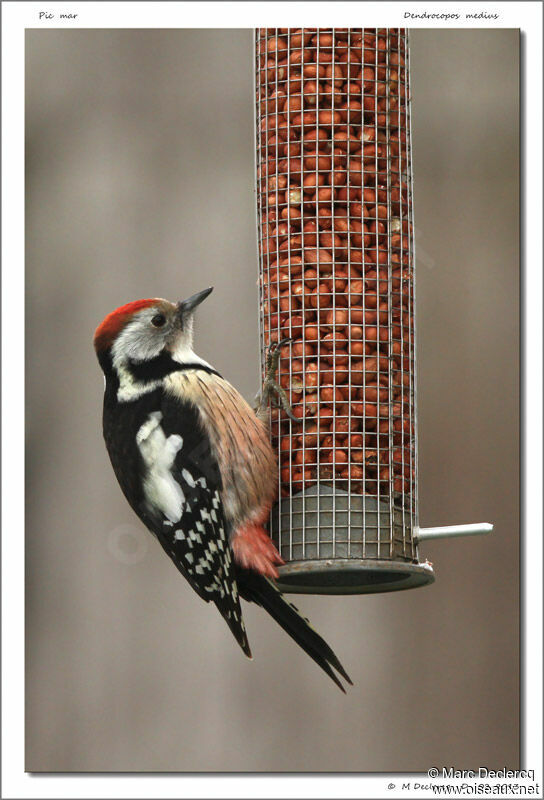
93 299 158 352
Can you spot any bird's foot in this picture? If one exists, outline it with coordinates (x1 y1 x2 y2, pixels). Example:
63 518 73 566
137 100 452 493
255 339 297 422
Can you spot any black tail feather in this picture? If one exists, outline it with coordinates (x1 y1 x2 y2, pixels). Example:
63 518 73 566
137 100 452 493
237 570 352 692
213 597 252 659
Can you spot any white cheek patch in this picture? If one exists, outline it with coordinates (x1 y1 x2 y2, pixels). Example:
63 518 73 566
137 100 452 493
111 316 165 368
136 412 185 523
111 312 170 402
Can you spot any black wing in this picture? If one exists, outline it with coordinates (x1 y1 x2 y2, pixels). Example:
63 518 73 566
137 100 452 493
153 391 251 657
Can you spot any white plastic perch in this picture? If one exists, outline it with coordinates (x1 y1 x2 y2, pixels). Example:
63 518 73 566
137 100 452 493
414 523 494 542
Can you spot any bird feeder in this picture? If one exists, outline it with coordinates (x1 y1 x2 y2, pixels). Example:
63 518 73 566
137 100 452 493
255 28 492 594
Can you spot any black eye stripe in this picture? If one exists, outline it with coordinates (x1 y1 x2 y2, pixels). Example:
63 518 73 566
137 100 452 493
151 313 166 328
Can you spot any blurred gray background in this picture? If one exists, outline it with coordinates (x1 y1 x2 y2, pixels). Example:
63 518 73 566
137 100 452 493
26 29 519 772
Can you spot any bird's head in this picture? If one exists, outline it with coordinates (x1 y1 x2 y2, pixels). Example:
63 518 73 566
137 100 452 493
93 287 213 371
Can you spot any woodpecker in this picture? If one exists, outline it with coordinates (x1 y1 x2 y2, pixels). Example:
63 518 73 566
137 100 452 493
94 288 351 691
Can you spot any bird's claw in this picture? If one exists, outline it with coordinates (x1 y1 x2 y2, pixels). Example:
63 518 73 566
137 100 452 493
266 337 292 367
256 338 297 422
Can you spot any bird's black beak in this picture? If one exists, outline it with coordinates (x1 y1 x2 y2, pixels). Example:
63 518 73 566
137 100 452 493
177 287 213 317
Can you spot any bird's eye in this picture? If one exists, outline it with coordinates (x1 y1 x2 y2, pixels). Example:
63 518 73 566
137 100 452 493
151 313 166 328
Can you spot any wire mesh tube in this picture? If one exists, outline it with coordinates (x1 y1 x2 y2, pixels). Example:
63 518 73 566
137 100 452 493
255 28 433 593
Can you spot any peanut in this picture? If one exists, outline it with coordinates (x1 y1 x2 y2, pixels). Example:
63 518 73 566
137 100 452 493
257 29 414 497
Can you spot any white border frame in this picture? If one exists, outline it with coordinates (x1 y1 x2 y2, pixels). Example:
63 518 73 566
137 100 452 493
3 3 542 798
